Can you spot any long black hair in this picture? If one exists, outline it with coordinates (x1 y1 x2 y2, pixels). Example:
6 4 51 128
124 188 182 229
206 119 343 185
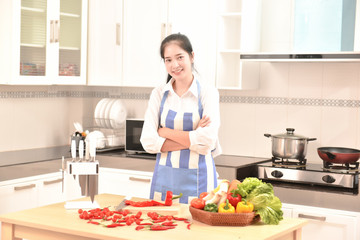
160 33 195 83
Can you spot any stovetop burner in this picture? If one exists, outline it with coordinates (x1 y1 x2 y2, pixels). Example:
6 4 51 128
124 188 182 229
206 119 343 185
271 157 307 169
323 161 359 173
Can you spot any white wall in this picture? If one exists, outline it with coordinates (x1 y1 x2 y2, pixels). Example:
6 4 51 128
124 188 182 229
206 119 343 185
1 61 360 165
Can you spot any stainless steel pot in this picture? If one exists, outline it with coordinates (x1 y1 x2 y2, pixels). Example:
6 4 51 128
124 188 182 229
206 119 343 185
264 128 317 159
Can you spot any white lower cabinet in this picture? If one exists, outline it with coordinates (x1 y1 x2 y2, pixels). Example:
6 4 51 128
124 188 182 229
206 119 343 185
283 203 360 240
0 172 65 215
98 168 153 199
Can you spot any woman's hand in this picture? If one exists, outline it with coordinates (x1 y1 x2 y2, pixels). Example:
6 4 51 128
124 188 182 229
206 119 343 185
158 127 169 138
196 115 211 129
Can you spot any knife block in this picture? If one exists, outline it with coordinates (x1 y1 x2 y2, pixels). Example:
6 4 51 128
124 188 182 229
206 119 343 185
64 161 100 209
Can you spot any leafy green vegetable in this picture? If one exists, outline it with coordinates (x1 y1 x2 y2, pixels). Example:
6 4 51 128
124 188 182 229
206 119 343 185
233 177 283 225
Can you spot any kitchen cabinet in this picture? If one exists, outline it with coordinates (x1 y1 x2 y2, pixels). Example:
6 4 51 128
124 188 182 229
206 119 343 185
283 203 360 240
87 0 123 86
215 0 261 89
0 172 64 215
88 0 217 87
98 167 152 199
0 0 87 85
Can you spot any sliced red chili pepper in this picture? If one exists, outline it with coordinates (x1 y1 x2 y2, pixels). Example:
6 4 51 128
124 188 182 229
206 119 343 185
187 223 191 230
150 225 174 231
137 222 153 225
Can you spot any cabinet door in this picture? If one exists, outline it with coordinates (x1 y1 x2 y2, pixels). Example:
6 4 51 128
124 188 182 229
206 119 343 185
57 0 87 84
122 0 168 87
38 173 65 206
0 181 38 215
6 0 87 85
99 168 152 199
168 0 217 86
87 0 123 86
293 208 358 240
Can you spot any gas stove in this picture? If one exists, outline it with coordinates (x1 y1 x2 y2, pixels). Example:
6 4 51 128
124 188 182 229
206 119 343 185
257 157 359 191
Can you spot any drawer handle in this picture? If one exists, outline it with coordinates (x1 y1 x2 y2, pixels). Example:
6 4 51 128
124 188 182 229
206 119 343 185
14 184 36 191
298 213 326 221
43 178 63 185
129 176 151 183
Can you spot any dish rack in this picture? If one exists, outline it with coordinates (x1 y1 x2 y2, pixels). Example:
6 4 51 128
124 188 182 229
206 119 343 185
85 117 125 152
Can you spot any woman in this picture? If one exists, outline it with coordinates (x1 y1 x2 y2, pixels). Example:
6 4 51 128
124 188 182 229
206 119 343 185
140 33 221 204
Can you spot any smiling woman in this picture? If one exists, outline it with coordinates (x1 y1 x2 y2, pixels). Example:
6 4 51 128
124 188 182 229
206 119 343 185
140 33 222 204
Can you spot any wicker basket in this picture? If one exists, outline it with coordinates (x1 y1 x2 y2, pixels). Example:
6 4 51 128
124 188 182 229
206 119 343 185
189 206 260 226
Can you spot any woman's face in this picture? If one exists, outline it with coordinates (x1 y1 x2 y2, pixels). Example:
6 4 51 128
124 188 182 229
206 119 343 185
163 42 194 82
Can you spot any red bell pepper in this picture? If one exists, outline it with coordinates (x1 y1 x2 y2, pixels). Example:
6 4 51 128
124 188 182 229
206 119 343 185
164 191 183 206
226 192 242 208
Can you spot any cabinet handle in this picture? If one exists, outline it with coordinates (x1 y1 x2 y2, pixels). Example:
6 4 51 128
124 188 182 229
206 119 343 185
116 23 121 46
161 23 166 40
14 184 36 191
50 20 54 43
43 178 63 185
129 176 151 183
298 213 326 221
54 20 59 43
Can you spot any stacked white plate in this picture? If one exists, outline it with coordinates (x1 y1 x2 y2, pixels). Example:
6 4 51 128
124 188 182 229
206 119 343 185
94 98 127 129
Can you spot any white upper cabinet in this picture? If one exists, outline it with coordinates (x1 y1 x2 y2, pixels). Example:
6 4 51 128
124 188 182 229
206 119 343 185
87 0 217 87
121 0 168 87
0 0 88 85
87 0 123 86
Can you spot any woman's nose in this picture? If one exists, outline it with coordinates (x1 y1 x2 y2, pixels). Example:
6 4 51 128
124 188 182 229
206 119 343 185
172 60 179 68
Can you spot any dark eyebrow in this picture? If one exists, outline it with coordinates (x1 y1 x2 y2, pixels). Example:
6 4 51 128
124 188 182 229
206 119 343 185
164 53 185 59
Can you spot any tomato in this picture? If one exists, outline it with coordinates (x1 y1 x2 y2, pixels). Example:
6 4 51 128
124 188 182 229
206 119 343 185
190 198 205 209
199 192 208 199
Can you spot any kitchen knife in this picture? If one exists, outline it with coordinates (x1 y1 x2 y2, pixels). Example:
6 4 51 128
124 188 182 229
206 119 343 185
115 195 132 211
79 175 87 196
71 140 77 180
88 175 98 203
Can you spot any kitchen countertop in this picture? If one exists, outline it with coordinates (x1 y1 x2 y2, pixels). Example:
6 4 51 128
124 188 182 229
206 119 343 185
1 147 360 213
0 193 308 240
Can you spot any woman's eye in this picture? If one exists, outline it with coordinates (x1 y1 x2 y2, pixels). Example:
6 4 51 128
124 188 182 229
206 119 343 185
178 56 184 60
165 59 171 63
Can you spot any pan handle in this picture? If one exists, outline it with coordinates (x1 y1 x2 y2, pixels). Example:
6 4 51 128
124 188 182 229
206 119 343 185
307 138 317 141
322 151 336 160
264 134 271 138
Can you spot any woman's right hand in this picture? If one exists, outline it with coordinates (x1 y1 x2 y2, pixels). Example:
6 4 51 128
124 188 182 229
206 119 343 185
196 115 211 129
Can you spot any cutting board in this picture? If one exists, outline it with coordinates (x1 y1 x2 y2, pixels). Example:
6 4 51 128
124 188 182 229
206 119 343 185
122 203 181 215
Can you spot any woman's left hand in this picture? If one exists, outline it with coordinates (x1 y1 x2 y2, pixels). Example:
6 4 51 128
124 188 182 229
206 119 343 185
158 127 169 138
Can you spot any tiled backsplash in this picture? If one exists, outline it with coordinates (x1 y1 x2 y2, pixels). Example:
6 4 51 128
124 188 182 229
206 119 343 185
1 62 360 163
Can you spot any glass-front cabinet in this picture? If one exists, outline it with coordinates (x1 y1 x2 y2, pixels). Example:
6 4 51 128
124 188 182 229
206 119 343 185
0 0 87 85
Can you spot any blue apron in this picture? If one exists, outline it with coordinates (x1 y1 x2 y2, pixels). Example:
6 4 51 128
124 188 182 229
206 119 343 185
149 80 218 204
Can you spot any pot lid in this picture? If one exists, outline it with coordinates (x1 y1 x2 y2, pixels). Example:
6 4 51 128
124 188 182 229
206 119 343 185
272 128 307 140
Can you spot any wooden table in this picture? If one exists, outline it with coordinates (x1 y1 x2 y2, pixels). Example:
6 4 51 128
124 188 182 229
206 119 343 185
0 194 307 240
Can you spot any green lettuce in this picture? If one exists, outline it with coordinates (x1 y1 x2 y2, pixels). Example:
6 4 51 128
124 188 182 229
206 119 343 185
233 177 283 225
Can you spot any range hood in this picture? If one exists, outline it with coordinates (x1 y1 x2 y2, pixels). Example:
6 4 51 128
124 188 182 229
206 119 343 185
239 52 360 62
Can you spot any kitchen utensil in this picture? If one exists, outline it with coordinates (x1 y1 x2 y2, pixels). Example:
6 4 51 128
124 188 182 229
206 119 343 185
61 156 65 192
71 139 76 162
317 147 360 164
264 128 316 159
115 195 132 211
73 122 83 133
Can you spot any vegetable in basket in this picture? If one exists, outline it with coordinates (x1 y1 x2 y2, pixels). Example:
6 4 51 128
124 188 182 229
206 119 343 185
204 203 218 212
190 198 205 209
236 201 254 213
232 177 283 225
218 199 235 213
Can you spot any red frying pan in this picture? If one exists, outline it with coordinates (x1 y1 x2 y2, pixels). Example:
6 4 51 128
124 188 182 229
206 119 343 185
317 147 360 164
